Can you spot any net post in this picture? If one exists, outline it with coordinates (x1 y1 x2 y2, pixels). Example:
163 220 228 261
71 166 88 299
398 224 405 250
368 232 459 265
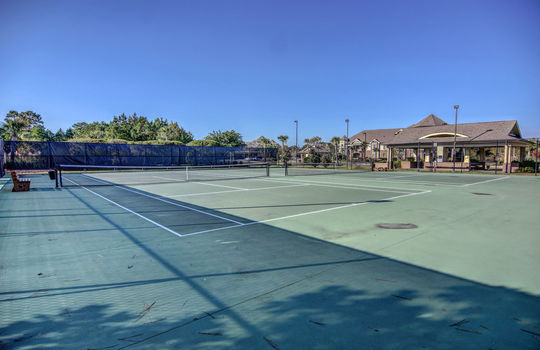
59 168 63 187
284 162 289 176
266 163 270 177
186 166 189 181
55 168 58 188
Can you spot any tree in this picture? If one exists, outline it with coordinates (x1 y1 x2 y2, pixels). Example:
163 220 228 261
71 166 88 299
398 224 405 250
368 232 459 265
278 145 291 164
65 128 74 139
306 148 321 164
205 130 244 147
158 122 194 144
2 119 25 140
71 121 108 139
2 110 44 140
53 129 67 142
277 135 289 148
330 136 341 161
259 136 272 148
187 139 220 147
129 115 152 141
30 125 53 141
5 110 44 129
71 122 89 139
322 152 333 164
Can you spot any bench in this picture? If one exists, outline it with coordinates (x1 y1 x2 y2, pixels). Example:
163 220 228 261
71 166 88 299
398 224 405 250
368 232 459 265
10 171 31 192
373 163 389 171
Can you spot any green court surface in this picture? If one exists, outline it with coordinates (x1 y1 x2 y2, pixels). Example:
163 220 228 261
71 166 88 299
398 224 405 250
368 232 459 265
1 170 539 349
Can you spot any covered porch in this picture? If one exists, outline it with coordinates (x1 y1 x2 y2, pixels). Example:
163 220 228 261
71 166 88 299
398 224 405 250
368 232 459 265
385 140 532 173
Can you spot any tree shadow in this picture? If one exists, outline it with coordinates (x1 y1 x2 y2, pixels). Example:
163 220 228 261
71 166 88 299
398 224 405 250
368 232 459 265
2 176 540 349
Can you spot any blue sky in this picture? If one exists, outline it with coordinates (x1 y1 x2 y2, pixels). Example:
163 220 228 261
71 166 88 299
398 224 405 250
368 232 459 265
1 0 539 143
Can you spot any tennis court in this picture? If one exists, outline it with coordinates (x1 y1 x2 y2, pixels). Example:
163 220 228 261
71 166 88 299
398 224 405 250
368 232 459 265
1 167 539 349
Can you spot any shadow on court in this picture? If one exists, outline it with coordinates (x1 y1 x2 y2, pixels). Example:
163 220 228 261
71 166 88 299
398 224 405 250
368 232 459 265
1 276 539 349
1 175 539 349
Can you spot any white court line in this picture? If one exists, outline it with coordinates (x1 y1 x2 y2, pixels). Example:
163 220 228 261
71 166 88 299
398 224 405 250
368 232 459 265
153 175 251 190
180 189 432 237
152 175 186 182
191 181 247 190
169 184 310 198
64 177 185 238
281 172 475 187
462 176 509 187
374 174 428 180
78 174 244 225
253 177 417 194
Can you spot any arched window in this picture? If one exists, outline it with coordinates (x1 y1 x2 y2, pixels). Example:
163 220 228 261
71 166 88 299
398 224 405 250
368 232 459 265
419 132 467 139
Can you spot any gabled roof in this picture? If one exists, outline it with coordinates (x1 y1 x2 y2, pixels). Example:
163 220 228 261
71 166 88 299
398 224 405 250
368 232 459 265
408 114 448 128
246 136 279 148
350 128 402 144
299 143 331 154
388 120 525 145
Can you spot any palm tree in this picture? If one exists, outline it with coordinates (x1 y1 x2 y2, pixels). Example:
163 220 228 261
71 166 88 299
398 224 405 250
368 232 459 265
260 137 272 162
277 135 288 148
330 136 340 162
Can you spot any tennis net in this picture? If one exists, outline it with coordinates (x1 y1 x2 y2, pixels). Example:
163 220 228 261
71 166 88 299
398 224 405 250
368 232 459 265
285 162 371 176
58 163 270 187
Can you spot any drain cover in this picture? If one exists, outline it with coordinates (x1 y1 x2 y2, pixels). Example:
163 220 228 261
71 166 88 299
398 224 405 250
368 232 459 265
376 223 418 229
471 192 493 196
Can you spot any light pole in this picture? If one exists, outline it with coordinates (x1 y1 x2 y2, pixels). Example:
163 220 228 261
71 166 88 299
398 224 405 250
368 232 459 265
452 105 459 173
345 118 350 168
294 120 298 165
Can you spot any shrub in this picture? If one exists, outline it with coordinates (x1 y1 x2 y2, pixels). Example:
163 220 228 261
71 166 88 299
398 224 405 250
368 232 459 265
519 166 535 173
520 160 537 168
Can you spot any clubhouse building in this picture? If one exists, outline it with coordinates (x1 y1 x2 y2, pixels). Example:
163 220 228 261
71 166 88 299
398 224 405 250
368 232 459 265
347 114 532 173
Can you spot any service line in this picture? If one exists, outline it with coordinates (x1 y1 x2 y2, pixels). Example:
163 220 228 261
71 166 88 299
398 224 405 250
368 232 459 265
180 189 432 237
169 183 310 198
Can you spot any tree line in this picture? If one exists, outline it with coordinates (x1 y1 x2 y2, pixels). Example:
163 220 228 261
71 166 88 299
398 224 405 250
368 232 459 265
0 110 245 147
0 110 360 162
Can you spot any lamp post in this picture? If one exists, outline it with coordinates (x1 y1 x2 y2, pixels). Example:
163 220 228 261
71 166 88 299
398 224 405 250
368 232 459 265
294 120 298 165
452 105 459 173
345 118 350 169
